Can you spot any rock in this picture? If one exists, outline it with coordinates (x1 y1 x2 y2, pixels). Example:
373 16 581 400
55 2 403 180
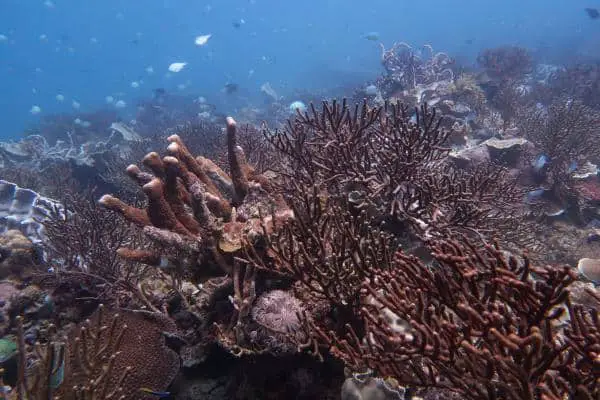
483 137 531 167
568 280 599 308
341 372 405 400
448 144 491 169
174 376 229 400
0 230 39 279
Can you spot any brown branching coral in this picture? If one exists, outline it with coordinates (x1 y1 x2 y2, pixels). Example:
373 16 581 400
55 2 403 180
266 99 527 246
317 237 599 399
547 62 600 109
247 195 396 311
518 98 600 217
40 190 153 308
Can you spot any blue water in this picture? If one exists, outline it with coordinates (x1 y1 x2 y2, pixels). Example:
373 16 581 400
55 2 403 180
0 0 597 139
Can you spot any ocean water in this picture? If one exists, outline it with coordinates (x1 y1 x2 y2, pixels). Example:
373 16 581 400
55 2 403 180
0 0 596 139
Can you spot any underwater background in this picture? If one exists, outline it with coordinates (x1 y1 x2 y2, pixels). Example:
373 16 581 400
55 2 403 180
2 1 600 399
0 0 598 138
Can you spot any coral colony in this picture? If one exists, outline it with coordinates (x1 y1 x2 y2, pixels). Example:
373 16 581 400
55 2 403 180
0 41 600 400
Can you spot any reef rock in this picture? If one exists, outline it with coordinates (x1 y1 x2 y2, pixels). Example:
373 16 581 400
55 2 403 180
483 137 531 167
0 230 39 280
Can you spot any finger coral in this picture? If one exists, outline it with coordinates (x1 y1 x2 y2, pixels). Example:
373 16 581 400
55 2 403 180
99 117 291 272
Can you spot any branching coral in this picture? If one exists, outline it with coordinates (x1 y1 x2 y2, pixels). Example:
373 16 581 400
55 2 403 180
40 190 153 308
548 62 600 109
477 46 533 81
265 99 527 246
379 42 454 93
518 98 600 217
317 237 599 399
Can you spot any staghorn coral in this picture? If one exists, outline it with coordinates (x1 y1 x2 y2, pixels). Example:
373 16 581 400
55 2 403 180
316 237 599 400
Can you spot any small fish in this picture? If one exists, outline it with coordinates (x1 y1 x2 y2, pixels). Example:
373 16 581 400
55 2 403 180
363 32 380 41
532 154 548 172
525 188 546 204
232 19 245 28
223 83 239 94
139 388 170 398
168 62 187 73
194 34 212 46
153 88 166 98
585 8 600 19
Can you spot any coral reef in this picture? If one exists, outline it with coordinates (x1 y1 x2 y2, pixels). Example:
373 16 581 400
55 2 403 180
3 38 600 400
319 237 599 399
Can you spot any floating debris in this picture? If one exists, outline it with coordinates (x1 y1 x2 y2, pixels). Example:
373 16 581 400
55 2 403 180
194 34 212 46
168 62 187 73
260 82 279 102
131 81 140 88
